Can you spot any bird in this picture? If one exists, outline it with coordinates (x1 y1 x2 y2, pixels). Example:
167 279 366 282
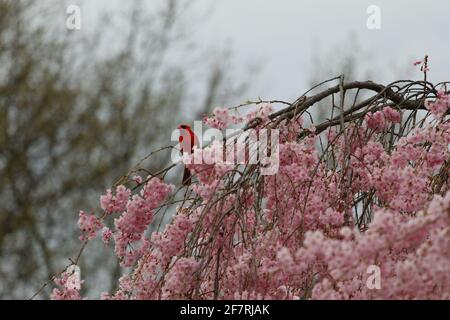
178 124 199 185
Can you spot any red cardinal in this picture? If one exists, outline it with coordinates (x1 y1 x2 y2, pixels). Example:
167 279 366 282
178 124 199 185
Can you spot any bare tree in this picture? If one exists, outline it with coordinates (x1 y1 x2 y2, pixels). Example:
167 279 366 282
0 0 246 298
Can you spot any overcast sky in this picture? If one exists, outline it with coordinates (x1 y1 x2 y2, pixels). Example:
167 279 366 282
78 0 449 102
192 0 450 99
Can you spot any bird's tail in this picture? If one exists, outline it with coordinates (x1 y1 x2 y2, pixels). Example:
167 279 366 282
182 167 191 186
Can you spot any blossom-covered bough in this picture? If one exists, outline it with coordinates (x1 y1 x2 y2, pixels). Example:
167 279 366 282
34 73 449 300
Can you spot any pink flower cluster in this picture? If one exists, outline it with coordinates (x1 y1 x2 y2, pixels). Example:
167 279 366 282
100 185 130 214
203 104 274 130
77 178 174 271
309 191 450 299
101 227 113 245
151 212 195 265
113 178 174 266
162 257 200 299
51 266 84 300
426 91 449 118
78 211 103 241
203 107 244 130
365 106 401 132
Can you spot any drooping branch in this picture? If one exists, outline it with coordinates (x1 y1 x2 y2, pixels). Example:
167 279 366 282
30 77 450 300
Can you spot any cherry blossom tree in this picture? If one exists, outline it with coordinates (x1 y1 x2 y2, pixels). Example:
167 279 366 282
40 71 449 300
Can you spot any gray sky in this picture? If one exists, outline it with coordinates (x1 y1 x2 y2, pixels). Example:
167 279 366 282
192 0 450 100
79 0 449 102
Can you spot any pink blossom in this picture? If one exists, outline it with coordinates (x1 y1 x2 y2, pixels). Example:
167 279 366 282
426 91 449 117
382 106 402 123
133 175 143 184
101 227 113 245
365 110 387 132
365 106 401 132
100 185 131 214
51 266 84 300
78 211 103 241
